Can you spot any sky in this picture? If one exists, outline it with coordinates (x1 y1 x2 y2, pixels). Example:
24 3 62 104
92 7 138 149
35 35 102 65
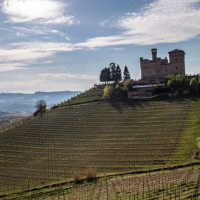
0 0 200 93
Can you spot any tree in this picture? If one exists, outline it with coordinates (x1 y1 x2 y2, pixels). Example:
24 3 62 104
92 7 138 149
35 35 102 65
100 63 122 83
123 79 131 92
166 74 188 89
103 85 115 98
123 66 131 81
115 84 124 98
104 68 111 82
100 69 106 83
116 65 122 82
34 100 47 116
100 68 111 83
110 62 117 82
190 77 198 88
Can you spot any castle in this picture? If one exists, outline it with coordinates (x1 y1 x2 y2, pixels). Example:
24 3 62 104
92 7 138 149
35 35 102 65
140 49 185 83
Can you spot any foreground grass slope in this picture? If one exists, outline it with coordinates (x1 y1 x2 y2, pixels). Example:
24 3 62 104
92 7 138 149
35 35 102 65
0 88 200 196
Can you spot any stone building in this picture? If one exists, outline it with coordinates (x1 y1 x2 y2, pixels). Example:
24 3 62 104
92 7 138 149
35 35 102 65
140 48 185 83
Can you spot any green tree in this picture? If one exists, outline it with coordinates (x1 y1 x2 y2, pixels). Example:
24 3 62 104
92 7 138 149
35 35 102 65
103 85 115 98
100 68 106 83
100 68 111 83
116 65 122 82
105 68 111 82
123 79 131 92
190 77 198 88
166 74 188 89
110 62 117 82
115 84 124 98
123 66 131 81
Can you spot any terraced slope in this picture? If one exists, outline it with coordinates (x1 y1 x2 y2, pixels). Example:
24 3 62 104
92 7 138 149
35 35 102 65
0 94 199 195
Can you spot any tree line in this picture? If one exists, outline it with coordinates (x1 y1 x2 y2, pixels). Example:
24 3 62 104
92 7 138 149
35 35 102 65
100 63 131 83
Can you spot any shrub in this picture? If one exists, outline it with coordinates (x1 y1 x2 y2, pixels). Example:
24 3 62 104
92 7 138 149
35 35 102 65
123 79 131 92
166 74 188 89
174 90 180 97
86 169 96 181
183 90 189 95
190 77 198 88
103 85 115 98
73 173 83 184
51 105 58 109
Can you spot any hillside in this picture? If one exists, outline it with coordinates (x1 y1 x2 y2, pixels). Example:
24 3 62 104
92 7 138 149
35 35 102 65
0 88 200 198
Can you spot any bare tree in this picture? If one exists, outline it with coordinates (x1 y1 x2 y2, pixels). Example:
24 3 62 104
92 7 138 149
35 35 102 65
34 100 47 116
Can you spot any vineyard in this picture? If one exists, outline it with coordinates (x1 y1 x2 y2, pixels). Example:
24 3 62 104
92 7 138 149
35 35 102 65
0 88 200 199
3 166 200 200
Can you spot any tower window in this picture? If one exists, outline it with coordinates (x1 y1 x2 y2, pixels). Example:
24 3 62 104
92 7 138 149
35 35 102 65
176 67 178 70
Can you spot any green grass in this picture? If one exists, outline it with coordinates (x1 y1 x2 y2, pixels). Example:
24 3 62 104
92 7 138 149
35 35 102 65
173 99 200 163
53 88 103 108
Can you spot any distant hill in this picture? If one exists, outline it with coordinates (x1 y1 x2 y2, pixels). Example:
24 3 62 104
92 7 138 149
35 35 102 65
0 91 80 113
0 111 7 117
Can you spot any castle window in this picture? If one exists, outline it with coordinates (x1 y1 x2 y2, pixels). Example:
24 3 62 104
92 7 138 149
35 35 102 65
175 59 178 62
166 70 168 73
176 67 178 70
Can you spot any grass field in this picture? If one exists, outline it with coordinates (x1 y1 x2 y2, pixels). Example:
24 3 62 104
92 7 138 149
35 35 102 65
1 88 200 198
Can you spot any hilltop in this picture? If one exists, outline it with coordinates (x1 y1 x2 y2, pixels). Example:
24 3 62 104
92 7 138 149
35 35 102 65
1 87 200 199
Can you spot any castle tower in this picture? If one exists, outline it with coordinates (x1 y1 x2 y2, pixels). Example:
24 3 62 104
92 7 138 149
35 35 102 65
168 49 185 75
151 48 157 61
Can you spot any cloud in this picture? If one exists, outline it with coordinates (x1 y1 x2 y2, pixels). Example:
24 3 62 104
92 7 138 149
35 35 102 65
12 26 48 35
39 73 98 80
0 63 27 71
1 0 200 72
0 42 79 63
12 27 71 40
16 31 27 37
99 19 110 27
110 48 125 51
77 0 200 47
0 73 96 92
1 0 77 25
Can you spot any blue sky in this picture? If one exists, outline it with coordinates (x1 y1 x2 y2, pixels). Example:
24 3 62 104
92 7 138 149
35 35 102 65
0 0 200 92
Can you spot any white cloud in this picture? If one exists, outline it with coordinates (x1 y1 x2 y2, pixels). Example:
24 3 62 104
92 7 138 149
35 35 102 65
16 31 27 37
1 0 200 73
99 19 109 27
12 26 48 35
77 0 200 47
12 27 71 40
1 0 77 25
0 63 27 71
51 30 59 34
39 73 98 80
0 73 96 92
110 48 125 51
0 42 79 63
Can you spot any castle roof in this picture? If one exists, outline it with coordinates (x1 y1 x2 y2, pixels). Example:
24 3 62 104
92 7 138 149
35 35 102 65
168 49 185 54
